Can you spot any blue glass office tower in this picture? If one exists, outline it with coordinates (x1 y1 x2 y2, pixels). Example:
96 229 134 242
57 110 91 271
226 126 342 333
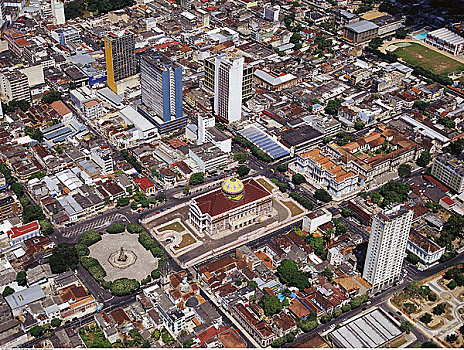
138 52 186 133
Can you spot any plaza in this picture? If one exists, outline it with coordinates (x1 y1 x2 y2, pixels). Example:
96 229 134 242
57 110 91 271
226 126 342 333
88 232 158 282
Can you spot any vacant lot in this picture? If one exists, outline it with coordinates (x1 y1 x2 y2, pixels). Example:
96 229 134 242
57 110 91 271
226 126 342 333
281 200 304 217
391 43 464 74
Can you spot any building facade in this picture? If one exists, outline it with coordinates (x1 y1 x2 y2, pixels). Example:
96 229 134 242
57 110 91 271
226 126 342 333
363 205 413 291
0 71 30 103
212 55 244 123
189 177 273 236
431 155 464 193
425 28 464 56
139 52 186 133
104 32 136 94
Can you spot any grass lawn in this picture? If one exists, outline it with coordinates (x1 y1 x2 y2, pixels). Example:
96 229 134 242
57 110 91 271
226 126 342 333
281 200 304 217
79 324 112 348
257 178 274 193
174 233 196 249
158 222 185 233
392 42 464 74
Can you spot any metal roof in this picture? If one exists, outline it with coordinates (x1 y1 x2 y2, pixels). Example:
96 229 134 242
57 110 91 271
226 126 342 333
345 20 379 33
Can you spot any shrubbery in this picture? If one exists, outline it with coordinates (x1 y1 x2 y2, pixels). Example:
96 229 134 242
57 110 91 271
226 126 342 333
106 223 126 234
127 223 144 234
78 230 101 246
111 278 140 296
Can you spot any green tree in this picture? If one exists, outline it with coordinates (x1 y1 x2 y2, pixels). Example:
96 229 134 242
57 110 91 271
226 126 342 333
234 152 248 164
116 197 130 207
142 340 151 348
183 185 190 196
321 266 334 281
277 163 288 172
413 100 430 111
432 303 446 315
131 201 138 210
292 173 306 185
110 278 140 296
324 99 343 116
396 28 407 39
333 308 342 318
354 119 365 131
78 230 101 246
10 182 23 197
320 313 332 323
22 205 45 223
438 116 455 129
398 164 411 178
127 223 143 234
2 286 14 297
400 321 413 334
276 259 310 290
48 243 79 274
406 252 419 264
106 223 125 234
41 91 62 104
248 280 258 290
416 151 431 167
237 165 250 177
315 189 332 203
420 313 432 324
183 339 194 348
428 293 437 302
51 318 62 327
30 325 44 337
189 172 205 185
259 294 283 316
341 208 351 217
39 220 54 235
368 37 383 49
151 329 161 340
16 271 27 286
24 126 44 141
446 333 458 343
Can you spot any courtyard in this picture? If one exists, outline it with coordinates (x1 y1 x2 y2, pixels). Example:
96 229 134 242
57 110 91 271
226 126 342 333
88 232 158 282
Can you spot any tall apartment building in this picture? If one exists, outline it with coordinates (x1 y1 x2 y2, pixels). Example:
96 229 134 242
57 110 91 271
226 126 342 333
91 147 113 176
104 32 136 94
203 54 253 103
209 55 244 123
431 154 464 193
0 71 31 103
51 0 65 25
138 52 186 133
363 204 413 291
263 4 280 21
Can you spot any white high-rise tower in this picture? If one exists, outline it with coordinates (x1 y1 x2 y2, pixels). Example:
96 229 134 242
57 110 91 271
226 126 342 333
51 0 65 25
363 204 413 291
213 55 244 123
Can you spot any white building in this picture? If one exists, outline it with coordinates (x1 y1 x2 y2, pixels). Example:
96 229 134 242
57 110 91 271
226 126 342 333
119 105 157 140
407 229 445 269
302 208 332 233
91 147 113 176
0 70 31 103
213 55 243 123
363 204 413 291
263 4 280 22
83 99 103 120
197 115 232 153
51 0 65 25
425 27 464 56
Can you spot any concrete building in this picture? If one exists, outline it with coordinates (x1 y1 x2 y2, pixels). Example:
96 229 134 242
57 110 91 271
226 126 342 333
188 142 229 173
138 52 186 133
189 177 273 236
343 20 379 43
51 0 65 25
302 208 332 233
104 31 136 94
0 71 31 103
204 54 253 103
82 99 103 120
90 147 113 176
119 106 158 140
212 55 244 123
425 27 464 56
431 154 464 193
197 115 232 153
363 204 413 291
407 229 445 269
263 4 280 22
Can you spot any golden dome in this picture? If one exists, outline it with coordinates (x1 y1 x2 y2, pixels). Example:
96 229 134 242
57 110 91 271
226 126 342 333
222 177 244 201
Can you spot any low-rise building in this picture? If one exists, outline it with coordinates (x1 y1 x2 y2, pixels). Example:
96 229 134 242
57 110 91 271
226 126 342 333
407 229 445 268
431 154 464 194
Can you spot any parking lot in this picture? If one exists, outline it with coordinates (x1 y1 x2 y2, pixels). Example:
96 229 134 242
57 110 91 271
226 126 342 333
60 213 129 239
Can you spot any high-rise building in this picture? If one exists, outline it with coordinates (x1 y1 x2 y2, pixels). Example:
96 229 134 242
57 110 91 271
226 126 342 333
51 0 65 25
104 31 136 94
138 52 186 133
431 154 464 194
214 55 244 123
0 71 31 103
363 204 413 291
204 54 253 103
263 4 280 22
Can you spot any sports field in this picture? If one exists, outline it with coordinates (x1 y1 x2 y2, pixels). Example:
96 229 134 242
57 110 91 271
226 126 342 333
391 42 464 74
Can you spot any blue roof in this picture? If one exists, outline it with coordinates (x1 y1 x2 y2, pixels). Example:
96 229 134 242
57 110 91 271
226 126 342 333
239 124 289 160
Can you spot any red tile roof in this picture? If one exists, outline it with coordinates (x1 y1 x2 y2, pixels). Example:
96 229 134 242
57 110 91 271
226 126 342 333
194 178 270 217
424 175 450 193
134 177 155 191
7 221 40 239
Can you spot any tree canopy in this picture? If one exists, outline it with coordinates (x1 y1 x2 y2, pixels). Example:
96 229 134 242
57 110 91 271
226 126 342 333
276 259 311 290
315 189 332 203
259 294 283 316
48 243 79 274
41 91 62 104
189 172 205 185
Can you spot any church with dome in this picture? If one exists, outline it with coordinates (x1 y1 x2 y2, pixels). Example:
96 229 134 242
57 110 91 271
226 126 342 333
188 177 273 236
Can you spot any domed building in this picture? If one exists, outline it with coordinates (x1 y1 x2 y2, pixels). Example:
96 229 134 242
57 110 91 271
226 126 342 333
188 177 273 236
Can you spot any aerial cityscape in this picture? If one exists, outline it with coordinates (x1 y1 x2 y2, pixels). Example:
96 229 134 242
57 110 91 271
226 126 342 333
0 0 464 348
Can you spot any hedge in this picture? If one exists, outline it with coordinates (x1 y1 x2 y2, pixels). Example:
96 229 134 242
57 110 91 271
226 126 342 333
106 223 126 234
78 230 101 247
111 278 140 296
127 223 144 234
